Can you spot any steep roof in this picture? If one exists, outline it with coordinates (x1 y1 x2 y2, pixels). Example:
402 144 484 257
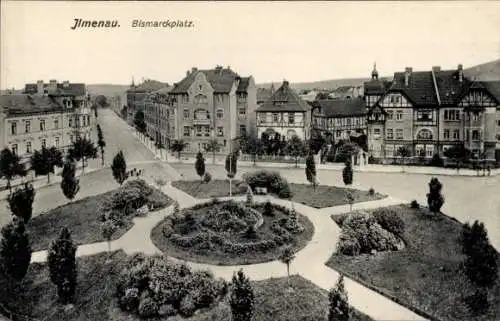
256 81 312 112
364 78 389 95
481 81 500 103
313 98 366 117
432 69 472 106
0 94 64 116
237 77 250 94
130 80 169 93
257 87 273 102
24 82 86 96
390 71 439 106
170 67 247 94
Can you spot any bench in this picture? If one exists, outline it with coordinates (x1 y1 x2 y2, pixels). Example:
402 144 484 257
254 187 268 195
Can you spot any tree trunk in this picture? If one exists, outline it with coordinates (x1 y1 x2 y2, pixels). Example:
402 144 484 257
81 158 85 175
159 148 162 160
47 171 51 184
253 153 256 166
178 151 181 160
101 148 105 166
229 178 232 197
7 179 11 194
213 151 216 165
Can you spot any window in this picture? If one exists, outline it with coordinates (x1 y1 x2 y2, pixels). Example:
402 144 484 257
183 109 189 119
385 145 395 157
239 125 246 137
41 139 46 148
471 113 479 121
373 128 381 136
497 134 500 141
346 118 351 126
273 113 279 122
54 119 59 129
217 126 224 137
452 130 460 140
336 130 341 137
288 113 295 124
386 128 394 139
11 144 18 155
472 130 480 141
444 110 460 121
69 118 73 128
396 129 404 140
415 144 424 157
497 120 500 126
444 129 450 140
194 94 208 104
396 112 403 121
183 126 190 137
194 109 209 120
238 107 246 117
24 120 31 133
55 137 60 148
11 122 17 135
40 120 45 131
425 145 434 157
416 129 432 140
216 109 224 119
26 142 32 154
416 110 433 121
87 115 90 125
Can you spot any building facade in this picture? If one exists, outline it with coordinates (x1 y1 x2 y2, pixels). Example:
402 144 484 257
1 80 92 164
168 66 258 154
143 86 174 147
126 79 169 125
256 80 312 141
365 64 500 161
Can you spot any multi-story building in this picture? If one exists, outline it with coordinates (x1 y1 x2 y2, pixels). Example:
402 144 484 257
143 86 173 147
256 80 312 141
126 79 169 125
1 80 92 164
310 97 367 141
168 66 258 153
365 64 500 161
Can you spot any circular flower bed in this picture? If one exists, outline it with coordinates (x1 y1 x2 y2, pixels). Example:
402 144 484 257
151 199 314 265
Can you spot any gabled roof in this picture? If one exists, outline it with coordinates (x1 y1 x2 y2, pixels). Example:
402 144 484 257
170 67 247 94
256 81 311 112
257 87 273 103
237 77 250 94
364 79 390 95
434 70 472 106
0 94 64 116
24 82 87 96
390 71 438 106
312 98 366 117
481 81 500 103
129 80 169 93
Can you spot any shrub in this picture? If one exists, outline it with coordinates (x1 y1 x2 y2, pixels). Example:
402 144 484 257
427 177 445 213
203 172 212 183
465 288 489 315
372 209 405 236
337 231 361 256
244 225 258 240
179 294 196 317
138 296 159 318
366 223 401 252
158 304 177 317
263 201 274 217
430 153 444 167
410 200 420 209
242 170 292 199
368 187 375 196
119 287 140 311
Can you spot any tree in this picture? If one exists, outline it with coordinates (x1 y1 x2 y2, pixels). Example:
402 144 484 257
426 177 444 213
230 269 254 321
48 227 77 304
170 139 188 160
0 148 27 194
305 153 317 190
67 137 98 174
246 185 254 205
240 134 264 165
342 160 353 186
279 247 296 286
95 95 108 108
111 151 128 185
204 138 222 164
96 124 106 166
7 182 35 222
396 146 411 172
0 218 32 281
101 220 117 252
335 142 358 163
31 146 63 183
444 145 471 172
285 136 306 167
134 110 147 139
60 160 80 201
345 191 355 212
195 152 206 182
328 275 350 321
225 152 238 197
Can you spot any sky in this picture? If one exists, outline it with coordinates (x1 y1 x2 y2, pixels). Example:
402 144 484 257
1 1 499 89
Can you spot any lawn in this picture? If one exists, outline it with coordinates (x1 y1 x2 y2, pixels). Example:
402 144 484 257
0 251 372 321
326 204 500 321
151 200 315 265
28 179 172 251
172 179 386 208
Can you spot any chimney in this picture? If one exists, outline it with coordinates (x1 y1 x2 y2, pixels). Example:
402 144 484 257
458 64 463 82
186 70 190 77
191 67 198 74
36 80 44 95
49 79 57 90
404 67 412 86
63 80 70 88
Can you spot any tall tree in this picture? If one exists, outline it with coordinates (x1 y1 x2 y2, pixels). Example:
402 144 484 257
60 161 80 201
225 152 238 197
133 110 147 140
170 139 188 160
195 152 206 182
279 247 296 286
328 275 350 321
285 136 306 167
96 124 106 166
305 153 317 190
397 146 411 172
444 145 471 172
111 151 128 185
204 138 222 164
0 148 27 194
0 218 32 281
67 137 98 174
239 134 263 165
342 160 353 186
426 177 444 214
7 182 35 223
230 270 255 321
31 146 63 183
48 227 77 304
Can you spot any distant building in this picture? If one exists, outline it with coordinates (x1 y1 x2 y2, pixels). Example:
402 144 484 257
331 85 364 100
126 79 169 125
299 90 319 102
143 86 174 147
1 80 92 164
256 80 312 141
168 66 258 154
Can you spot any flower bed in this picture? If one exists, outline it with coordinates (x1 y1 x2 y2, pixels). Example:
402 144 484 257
151 199 314 265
